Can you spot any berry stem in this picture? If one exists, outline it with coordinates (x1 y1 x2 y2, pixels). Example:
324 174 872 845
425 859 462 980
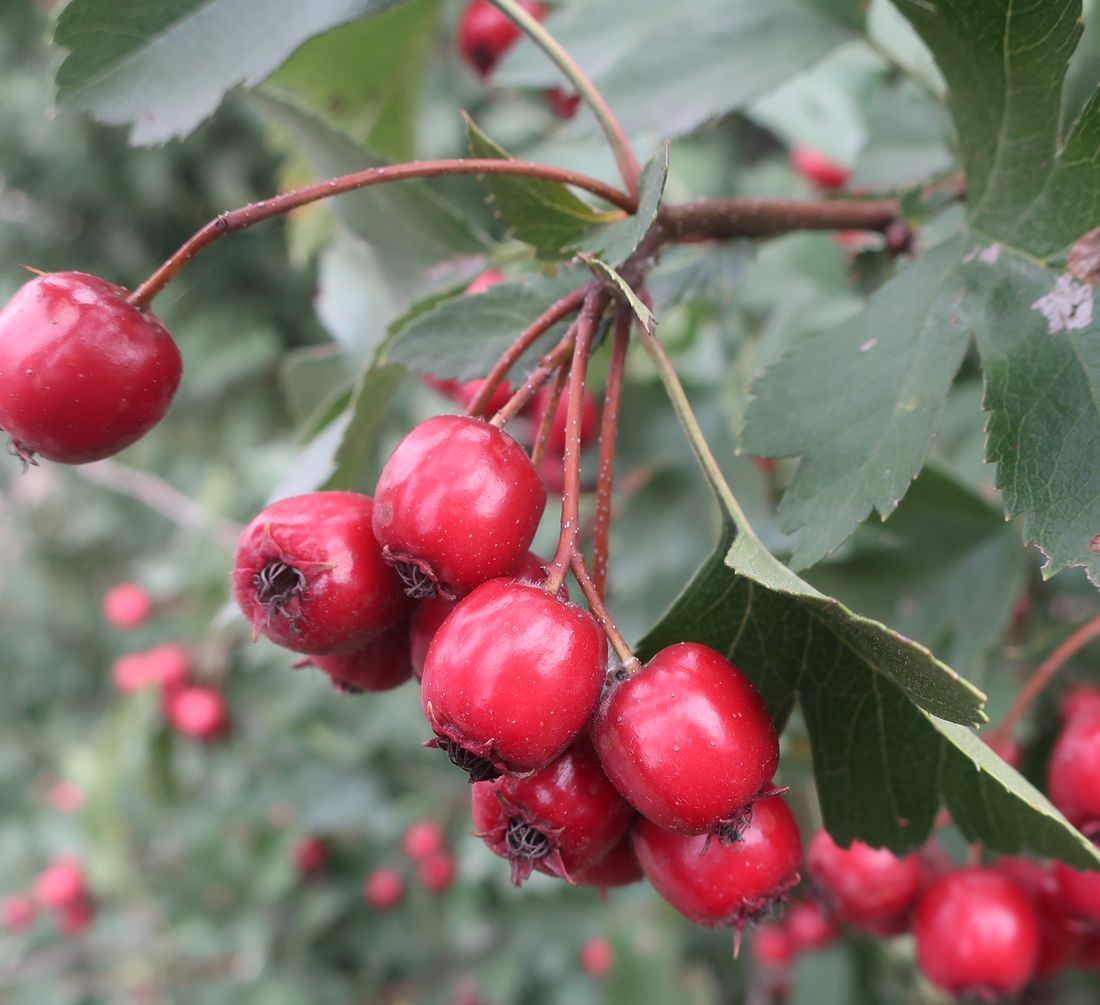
570 553 638 672
591 306 631 600
544 289 609 597
489 321 578 427
531 363 569 469
128 160 634 309
465 283 590 419
486 0 640 205
989 611 1100 751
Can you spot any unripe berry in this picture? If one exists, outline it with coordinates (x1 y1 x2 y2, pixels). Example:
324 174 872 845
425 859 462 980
363 868 405 910
102 583 153 629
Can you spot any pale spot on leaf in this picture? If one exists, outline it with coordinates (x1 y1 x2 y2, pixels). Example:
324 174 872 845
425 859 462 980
1031 274 1094 334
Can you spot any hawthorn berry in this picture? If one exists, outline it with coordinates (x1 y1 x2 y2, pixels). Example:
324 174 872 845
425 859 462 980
789 147 850 190
422 579 606 777
165 685 229 741
465 269 506 295
112 652 153 693
1 894 36 931
593 642 779 839
418 852 456 892
373 416 545 599
994 857 1080 977
546 87 581 120
306 620 413 693
34 858 86 910
1048 705 1100 835
805 830 921 933
234 491 409 655
402 820 447 862
784 898 837 952
0 272 182 465
57 898 94 936
913 868 1039 999
580 936 615 979
529 384 599 456
751 922 795 968
363 868 405 909
1060 684 1100 724
574 832 644 891
102 582 153 629
470 736 635 885
422 375 513 419
145 643 190 691
458 0 544 77
293 837 328 878
46 781 85 814
1052 860 1100 925
631 794 802 936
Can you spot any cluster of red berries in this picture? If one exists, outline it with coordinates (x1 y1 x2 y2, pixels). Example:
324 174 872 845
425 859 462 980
360 820 458 910
3 857 94 938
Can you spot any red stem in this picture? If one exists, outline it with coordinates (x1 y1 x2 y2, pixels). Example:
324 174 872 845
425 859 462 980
465 284 590 418
543 290 608 597
570 553 638 671
591 307 631 600
531 363 569 469
488 322 578 428
128 160 634 309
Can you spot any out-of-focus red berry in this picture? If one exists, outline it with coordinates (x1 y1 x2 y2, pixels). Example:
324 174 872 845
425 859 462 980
363 868 405 909
102 582 154 629
790 147 849 190
580 936 615 979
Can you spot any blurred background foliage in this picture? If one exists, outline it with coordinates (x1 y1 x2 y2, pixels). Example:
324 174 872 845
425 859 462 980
1 0 1099 1003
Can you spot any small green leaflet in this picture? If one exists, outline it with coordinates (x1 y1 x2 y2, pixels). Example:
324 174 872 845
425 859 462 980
585 151 668 267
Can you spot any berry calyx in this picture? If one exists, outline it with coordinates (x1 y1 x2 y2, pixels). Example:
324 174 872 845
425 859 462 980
402 820 447 862
805 830 922 932
913 868 1039 999
102 582 153 629
34 858 86 910
593 642 779 838
457 0 545 78
470 736 635 885
417 852 456 892
1047 705 1100 836
580 936 614 979
631 794 802 939
373 416 546 599
363 868 405 910
1 894 36 931
421 579 606 777
165 685 229 741
0 272 182 464
293 837 328 877
789 147 850 191
234 491 409 655
306 620 413 693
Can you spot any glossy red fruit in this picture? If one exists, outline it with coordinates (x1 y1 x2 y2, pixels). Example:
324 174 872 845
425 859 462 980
1 894 36 931
805 830 921 932
914 868 1039 999
530 385 599 456
422 375 514 419
112 652 153 692
374 417 546 600
785 898 837 952
458 0 545 77
1061 684 1100 724
580 936 614 979
418 852 456 892
995 857 1080 977
631 794 802 934
1053 860 1100 924
1047 705 1100 836
0 272 182 464
57 898 95 936
34 858 86 910
402 820 447 862
234 491 409 655
363 868 405 909
145 643 190 691
574 832 644 891
307 620 413 694
470 736 635 885
293 837 328 877
789 147 849 190
165 686 229 741
751 922 795 967
102 582 153 629
593 642 779 839
422 579 606 777
546 87 581 120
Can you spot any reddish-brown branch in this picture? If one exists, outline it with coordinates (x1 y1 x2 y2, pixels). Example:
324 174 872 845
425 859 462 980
465 284 590 419
531 362 569 469
591 307 631 600
128 160 634 309
571 553 638 672
658 196 902 241
489 321 578 428
543 290 608 597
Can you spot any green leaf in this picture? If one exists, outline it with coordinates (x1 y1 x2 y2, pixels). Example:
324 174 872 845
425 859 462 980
265 0 441 162
495 0 859 140
578 256 655 332
465 116 613 259
54 0 410 144
584 151 668 267
742 236 971 569
323 365 404 491
279 346 352 427
382 269 584 379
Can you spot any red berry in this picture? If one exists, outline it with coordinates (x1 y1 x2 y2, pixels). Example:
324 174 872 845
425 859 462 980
145 643 190 691
465 269 506 295
1 894 36 931
593 643 779 839
418 852 456 892
458 0 544 77
750 456 777 476
363 868 405 909
789 147 849 190
57 898 94 936
112 652 153 692
546 87 581 120
1061 684 1100 724
102 582 153 629
34 858 86 910
373 416 546 599
470 736 635 885
530 385 599 456
631 794 802 934
751 922 795 967
580 936 614 979
784 898 837 952
1047 705 1100 836
46 781 85 814
995 857 1080 977
307 620 413 693
805 830 921 931
914 868 1039 998
422 579 605 777
0 272 182 464
234 491 409 655
293 837 328 877
422 375 513 419
1053 860 1100 924
402 820 447 862
165 685 229 741
574 833 644 891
